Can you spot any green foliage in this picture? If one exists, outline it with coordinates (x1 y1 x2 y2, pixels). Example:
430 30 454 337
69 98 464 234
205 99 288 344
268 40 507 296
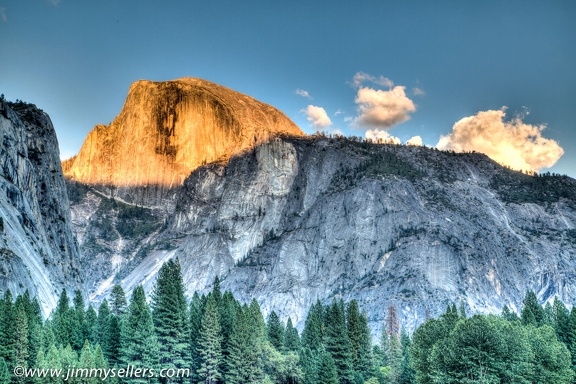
324 300 355 384
302 300 324 351
187 293 202 383
110 285 127 317
267 311 285 351
0 357 10 384
13 303 29 383
197 294 222 384
522 290 546 327
6 267 574 384
347 301 374 381
490 170 576 205
317 350 339 384
411 308 574 384
283 317 300 353
52 289 74 349
151 259 188 376
120 285 159 379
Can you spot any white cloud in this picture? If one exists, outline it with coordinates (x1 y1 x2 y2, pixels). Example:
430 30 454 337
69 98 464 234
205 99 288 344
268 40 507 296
413 87 426 96
407 136 423 146
437 108 564 172
0 7 7 22
334 109 343 116
48 0 61 6
354 86 416 129
365 129 401 144
303 105 332 128
296 89 312 99
352 72 394 89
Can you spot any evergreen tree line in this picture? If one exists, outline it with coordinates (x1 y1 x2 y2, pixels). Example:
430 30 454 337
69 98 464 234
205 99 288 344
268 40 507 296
411 291 576 383
1 261 575 384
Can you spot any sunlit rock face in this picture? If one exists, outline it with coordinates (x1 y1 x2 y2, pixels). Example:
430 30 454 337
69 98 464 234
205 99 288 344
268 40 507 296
0 99 82 316
64 78 304 204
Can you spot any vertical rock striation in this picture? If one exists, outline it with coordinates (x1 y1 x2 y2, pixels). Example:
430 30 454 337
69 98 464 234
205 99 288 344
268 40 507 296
64 78 304 205
0 99 82 316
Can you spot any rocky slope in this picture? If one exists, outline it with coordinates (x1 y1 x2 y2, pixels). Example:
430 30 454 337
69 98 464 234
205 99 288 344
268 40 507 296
0 98 82 316
70 134 576 333
63 78 304 206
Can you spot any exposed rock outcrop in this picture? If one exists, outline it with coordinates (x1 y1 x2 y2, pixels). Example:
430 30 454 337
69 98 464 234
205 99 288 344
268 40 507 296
64 78 304 205
71 134 576 334
0 99 82 316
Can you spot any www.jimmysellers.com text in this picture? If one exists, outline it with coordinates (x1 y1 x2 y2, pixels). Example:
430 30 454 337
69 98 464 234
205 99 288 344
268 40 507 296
13 365 190 381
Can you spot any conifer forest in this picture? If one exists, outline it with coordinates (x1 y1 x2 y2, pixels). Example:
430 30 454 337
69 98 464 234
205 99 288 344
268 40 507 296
1 260 575 383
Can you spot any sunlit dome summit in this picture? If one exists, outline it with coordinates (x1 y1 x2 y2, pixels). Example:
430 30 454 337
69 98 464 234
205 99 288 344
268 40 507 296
63 77 304 189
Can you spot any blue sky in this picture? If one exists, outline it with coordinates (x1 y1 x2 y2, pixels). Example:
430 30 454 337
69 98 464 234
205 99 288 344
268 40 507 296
1 1 575 176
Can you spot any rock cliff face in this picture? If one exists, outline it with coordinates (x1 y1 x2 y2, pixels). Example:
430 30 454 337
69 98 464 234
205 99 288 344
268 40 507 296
52 77 576 333
70 134 576 333
0 99 82 316
64 78 304 205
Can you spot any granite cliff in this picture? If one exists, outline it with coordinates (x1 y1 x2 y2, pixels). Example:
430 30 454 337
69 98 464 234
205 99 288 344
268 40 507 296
0 98 82 316
68 133 576 333
4 79 574 334
63 78 304 205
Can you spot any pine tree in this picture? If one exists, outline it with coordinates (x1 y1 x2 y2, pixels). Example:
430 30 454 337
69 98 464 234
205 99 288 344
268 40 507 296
85 305 97 344
79 340 96 382
151 259 189 379
197 294 221 384
398 328 415 384
388 332 403 384
302 301 324 351
267 311 285 351
41 321 56 355
96 299 121 366
567 308 576 379
246 299 266 381
218 290 238 380
458 300 467 319
188 293 202 383
95 300 111 355
440 303 459 331
38 344 63 384
298 347 319 384
317 350 339 384
324 300 354 384
552 297 571 345
13 303 29 384
93 344 108 371
53 289 73 348
24 294 43 368
357 310 375 380
107 315 122 367
72 290 87 350
379 322 390 367
212 276 222 305
0 290 15 367
110 285 127 317
347 301 362 368
346 301 373 380
60 344 78 379
0 358 8 384
501 305 520 322
226 305 252 384
385 304 403 383
120 285 159 380
283 317 300 352
521 290 545 326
